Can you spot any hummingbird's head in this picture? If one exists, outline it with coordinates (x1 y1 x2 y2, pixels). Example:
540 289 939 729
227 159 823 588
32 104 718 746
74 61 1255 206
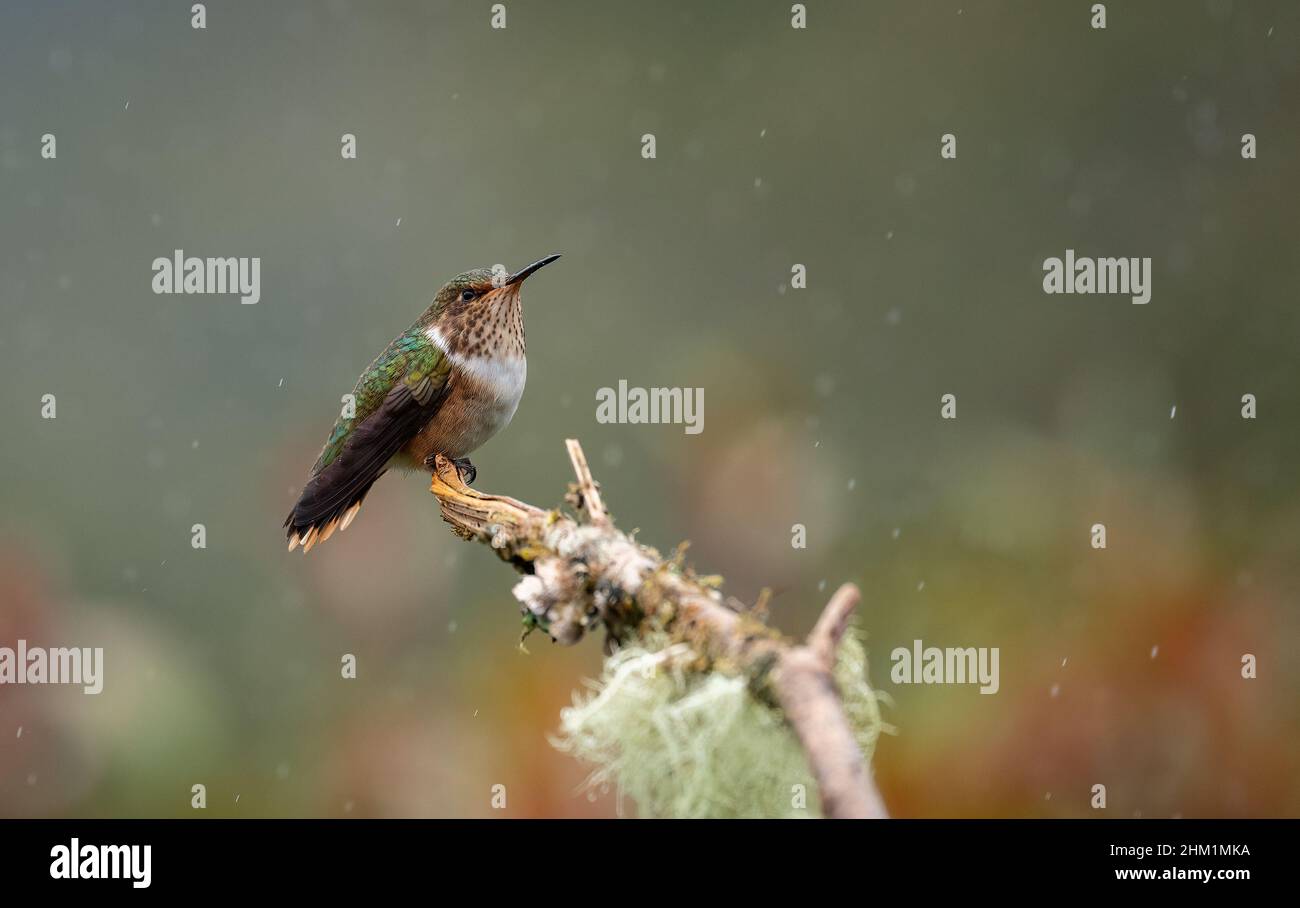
431 254 561 317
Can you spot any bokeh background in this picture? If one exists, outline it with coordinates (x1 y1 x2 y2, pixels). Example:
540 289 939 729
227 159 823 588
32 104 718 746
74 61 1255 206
1 0 1297 818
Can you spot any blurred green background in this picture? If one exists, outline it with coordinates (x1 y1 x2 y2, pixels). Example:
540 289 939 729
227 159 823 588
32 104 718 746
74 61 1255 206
1 0 1298 818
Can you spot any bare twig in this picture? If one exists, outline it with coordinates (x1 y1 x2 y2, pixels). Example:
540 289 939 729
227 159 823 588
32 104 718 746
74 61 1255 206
807 582 861 669
428 439 887 818
565 437 610 526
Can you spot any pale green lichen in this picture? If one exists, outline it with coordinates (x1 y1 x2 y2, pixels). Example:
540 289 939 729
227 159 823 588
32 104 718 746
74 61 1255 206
553 630 883 818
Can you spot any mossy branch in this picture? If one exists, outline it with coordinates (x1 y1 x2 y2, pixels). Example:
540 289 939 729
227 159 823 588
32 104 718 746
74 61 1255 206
428 439 887 819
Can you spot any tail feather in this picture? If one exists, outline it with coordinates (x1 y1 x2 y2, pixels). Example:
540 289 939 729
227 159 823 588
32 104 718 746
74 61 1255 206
284 476 377 554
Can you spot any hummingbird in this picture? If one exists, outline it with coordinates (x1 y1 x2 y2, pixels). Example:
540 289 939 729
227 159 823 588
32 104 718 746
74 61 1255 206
284 254 561 552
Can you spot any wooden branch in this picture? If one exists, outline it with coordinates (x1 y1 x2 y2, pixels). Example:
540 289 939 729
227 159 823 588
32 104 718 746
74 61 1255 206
774 584 890 820
428 439 888 819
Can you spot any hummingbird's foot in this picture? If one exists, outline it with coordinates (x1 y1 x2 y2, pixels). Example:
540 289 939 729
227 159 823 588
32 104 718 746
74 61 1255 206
450 457 477 486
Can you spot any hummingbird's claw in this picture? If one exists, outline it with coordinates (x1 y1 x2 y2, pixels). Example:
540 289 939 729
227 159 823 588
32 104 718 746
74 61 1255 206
423 452 477 486
451 457 477 486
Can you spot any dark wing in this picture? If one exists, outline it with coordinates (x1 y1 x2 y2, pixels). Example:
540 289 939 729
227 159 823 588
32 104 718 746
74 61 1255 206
285 374 443 551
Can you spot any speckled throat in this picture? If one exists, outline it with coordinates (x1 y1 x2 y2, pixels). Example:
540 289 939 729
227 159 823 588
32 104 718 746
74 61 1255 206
427 283 526 360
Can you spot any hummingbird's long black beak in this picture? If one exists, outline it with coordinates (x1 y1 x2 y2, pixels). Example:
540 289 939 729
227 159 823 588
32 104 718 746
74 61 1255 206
505 253 561 286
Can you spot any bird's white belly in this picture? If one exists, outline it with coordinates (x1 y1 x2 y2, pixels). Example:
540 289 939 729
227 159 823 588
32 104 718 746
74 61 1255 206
452 354 526 453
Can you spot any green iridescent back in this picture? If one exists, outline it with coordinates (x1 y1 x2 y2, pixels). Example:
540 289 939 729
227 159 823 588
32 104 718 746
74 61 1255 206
311 327 447 474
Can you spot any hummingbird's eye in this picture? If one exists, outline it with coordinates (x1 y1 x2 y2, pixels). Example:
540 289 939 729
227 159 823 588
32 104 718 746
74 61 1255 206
460 289 477 302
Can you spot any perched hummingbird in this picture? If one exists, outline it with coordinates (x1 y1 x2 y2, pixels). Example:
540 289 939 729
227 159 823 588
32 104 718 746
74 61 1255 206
284 254 561 552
